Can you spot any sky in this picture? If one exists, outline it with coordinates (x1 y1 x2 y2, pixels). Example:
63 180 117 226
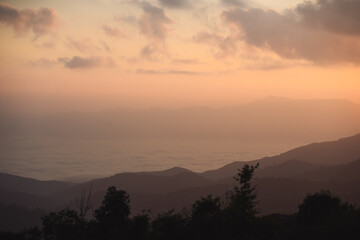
1 0 360 112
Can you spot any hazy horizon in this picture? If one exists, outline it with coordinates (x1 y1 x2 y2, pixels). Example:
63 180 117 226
1 96 360 181
1 0 360 181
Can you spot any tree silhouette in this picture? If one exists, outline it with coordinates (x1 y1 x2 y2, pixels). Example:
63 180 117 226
297 190 360 240
93 186 131 240
228 163 259 217
129 210 150 240
76 184 93 221
223 163 259 239
41 208 84 240
298 190 341 225
190 195 221 240
94 186 130 224
151 210 188 240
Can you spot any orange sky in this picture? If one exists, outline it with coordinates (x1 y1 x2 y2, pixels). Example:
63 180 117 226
1 0 360 112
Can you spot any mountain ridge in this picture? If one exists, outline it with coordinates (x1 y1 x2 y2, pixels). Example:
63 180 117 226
1 132 360 188
1 133 360 231
200 133 360 180
0 173 73 197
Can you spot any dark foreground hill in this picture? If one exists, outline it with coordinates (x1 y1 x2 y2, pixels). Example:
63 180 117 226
3 166 360 240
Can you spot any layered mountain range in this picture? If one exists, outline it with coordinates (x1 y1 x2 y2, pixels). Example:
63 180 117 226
1 133 360 231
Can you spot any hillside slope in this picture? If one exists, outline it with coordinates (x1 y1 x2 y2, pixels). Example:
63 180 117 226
201 133 360 180
0 173 73 197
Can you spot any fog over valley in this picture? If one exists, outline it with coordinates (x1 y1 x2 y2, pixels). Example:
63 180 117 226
1 96 359 181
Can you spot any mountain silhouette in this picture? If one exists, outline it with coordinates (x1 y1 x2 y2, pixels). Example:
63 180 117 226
1 133 360 231
0 173 73 196
201 133 360 181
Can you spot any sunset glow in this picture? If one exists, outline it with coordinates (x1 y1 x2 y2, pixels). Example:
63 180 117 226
2 2 360 236
1 0 360 113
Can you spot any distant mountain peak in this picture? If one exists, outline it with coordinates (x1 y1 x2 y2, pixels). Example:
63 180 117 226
137 166 193 177
260 95 353 104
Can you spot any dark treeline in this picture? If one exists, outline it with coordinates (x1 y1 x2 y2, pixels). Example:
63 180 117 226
1 164 360 240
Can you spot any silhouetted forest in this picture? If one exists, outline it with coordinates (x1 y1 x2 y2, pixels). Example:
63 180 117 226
1 164 359 240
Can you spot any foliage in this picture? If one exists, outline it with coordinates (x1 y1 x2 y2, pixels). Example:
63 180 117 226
297 190 360 240
92 186 131 240
221 163 260 239
190 195 221 240
128 210 150 240
41 208 85 240
94 186 130 225
228 163 259 217
151 210 188 240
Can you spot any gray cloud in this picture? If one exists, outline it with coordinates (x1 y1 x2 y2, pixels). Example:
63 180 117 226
172 58 198 64
193 32 223 45
66 37 112 53
140 43 168 60
28 58 58 67
0 3 58 37
140 44 157 59
222 1 360 64
33 35 58 49
137 2 172 60
100 40 112 52
59 56 102 69
139 2 172 40
221 0 245 7
193 32 237 58
40 40 56 49
102 24 126 38
239 58 309 71
114 15 137 26
158 0 190 9
192 7 219 32
58 56 116 69
296 0 360 36
137 68 200 75
66 38 97 53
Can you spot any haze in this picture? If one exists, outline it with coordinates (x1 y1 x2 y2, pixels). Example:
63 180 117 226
1 0 360 180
